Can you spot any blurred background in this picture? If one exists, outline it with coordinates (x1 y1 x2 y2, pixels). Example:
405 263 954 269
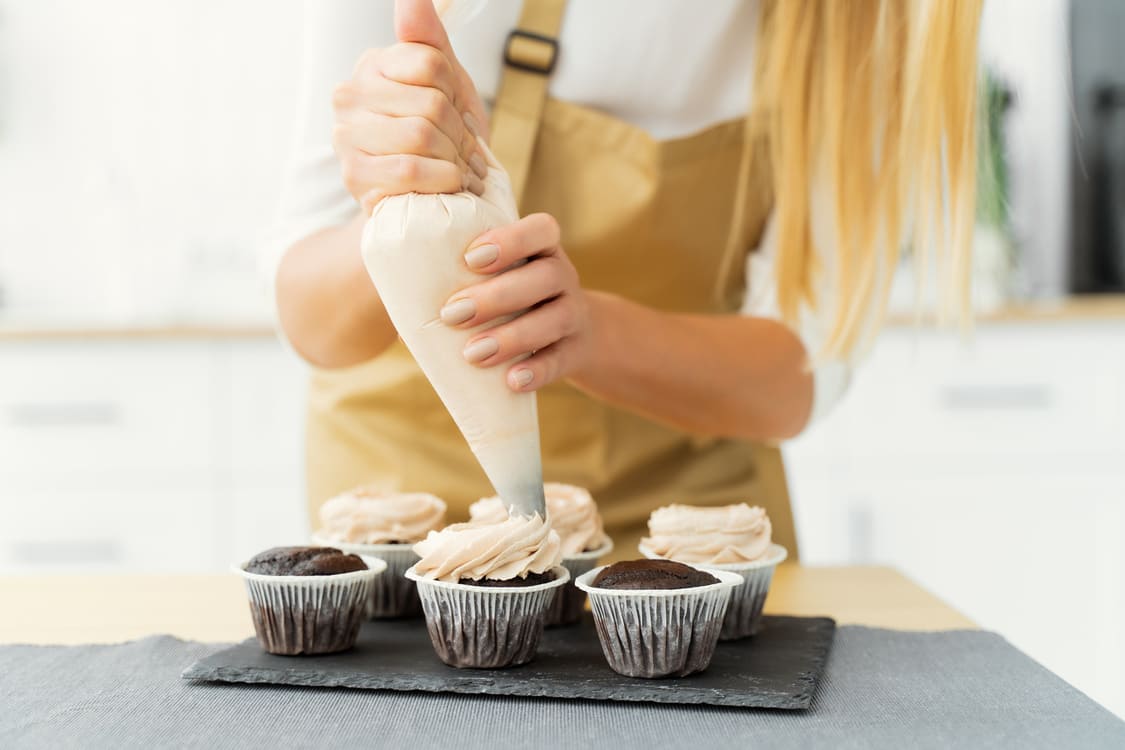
0 0 1123 717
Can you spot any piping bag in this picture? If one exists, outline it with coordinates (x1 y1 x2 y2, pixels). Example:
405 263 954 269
360 0 545 518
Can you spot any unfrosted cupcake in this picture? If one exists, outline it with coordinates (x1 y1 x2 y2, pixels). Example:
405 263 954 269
576 559 741 678
639 504 788 640
312 487 446 618
405 514 568 668
234 546 386 655
470 483 613 626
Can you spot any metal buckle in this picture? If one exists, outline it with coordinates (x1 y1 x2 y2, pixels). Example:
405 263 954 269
503 29 558 75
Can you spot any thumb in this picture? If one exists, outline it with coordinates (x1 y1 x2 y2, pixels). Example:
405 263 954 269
395 0 454 56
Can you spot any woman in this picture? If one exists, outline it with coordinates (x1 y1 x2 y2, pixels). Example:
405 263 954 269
270 0 982 556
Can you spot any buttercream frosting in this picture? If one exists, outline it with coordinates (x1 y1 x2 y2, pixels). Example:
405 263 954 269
317 488 446 545
470 483 607 557
412 514 562 582
641 504 772 564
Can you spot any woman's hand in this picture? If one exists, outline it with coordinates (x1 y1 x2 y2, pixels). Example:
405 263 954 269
332 0 490 214
438 213 597 392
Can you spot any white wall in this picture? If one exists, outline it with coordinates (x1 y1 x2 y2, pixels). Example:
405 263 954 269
0 0 304 325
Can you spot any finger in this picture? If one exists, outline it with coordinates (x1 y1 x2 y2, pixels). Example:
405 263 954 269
335 79 484 178
363 43 458 105
507 340 576 392
395 0 456 60
464 213 563 273
461 297 580 368
341 153 463 214
335 113 462 167
441 256 571 328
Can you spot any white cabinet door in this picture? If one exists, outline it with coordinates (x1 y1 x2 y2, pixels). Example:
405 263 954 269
0 340 218 488
0 486 224 572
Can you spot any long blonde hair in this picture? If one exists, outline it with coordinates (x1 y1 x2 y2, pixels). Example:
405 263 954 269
751 0 983 358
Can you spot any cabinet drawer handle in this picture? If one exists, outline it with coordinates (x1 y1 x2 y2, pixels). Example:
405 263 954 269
6 539 122 565
939 385 1052 411
6 402 120 427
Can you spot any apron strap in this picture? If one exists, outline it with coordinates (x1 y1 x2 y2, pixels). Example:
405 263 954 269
489 0 569 206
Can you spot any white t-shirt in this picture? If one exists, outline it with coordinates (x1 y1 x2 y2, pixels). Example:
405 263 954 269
271 0 849 424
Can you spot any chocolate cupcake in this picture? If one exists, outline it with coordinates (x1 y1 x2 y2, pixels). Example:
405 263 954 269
405 515 568 669
234 546 386 656
313 487 446 618
576 559 740 678
470 483 613 626
639 504 788 640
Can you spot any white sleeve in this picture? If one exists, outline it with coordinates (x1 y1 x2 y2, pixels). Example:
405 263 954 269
260 0 397 291
740 211 853 426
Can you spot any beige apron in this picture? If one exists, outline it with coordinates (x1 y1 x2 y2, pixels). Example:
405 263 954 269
305 0 796 561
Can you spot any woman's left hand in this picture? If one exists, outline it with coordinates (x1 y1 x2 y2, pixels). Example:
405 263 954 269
439 213 595 392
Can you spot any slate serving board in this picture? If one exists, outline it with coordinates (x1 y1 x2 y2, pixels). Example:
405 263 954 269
184 614 834 710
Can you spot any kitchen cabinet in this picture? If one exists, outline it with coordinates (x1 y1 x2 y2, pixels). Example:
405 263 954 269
785 318 1125 717
0 334 308 573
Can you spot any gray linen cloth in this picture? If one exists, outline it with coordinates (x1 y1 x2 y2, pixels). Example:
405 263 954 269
2 627 1123 749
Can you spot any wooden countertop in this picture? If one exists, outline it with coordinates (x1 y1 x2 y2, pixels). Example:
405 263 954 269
0 565 974 645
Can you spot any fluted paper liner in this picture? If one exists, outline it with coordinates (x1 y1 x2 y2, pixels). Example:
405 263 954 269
312 535 422 619
405 564 570 669
547 537 614 627
233 555 387 656
576 565 741 678
640 542 788 640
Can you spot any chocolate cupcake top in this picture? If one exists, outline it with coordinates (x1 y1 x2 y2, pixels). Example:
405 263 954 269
245 546 367 576
470 483 608 557
317 487 446 544
641 503 772 564
591 559 719 590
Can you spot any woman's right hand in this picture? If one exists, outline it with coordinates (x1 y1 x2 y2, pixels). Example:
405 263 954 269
333 0 489 215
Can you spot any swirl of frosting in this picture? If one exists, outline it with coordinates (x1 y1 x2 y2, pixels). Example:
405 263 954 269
641 504 772 564
317 487 446 544
469 483 607 557
412 514 562 582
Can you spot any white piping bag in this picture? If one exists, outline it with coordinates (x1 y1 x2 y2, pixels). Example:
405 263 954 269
361 137 546 518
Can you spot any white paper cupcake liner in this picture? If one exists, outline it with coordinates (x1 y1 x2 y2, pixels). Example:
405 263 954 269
639 542 788 640
233 555 387 655
576 565 741 678
312 535 422 619
547 537 615 627
405 564 570 669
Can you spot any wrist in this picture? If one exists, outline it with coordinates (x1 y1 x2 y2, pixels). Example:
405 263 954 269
568 290 626 391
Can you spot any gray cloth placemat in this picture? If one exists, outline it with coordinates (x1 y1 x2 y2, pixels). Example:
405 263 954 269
2 627 1122 750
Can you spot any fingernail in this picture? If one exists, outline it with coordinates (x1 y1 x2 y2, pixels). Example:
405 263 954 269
439 298 475 326
469 152 487 178
463 337 498 363
463 111 480 137
466 171 485 196
464 243 499 269
510 369 534 388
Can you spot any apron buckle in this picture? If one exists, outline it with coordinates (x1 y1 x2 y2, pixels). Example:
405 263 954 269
503 29 558 75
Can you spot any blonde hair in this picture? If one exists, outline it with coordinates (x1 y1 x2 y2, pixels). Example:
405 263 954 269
750 0 983 358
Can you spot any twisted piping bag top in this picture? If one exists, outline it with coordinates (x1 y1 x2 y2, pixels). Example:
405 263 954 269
361 138 546 518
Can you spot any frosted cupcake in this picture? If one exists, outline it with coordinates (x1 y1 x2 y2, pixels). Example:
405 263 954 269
639 504 788 640
405 514 568 668
470 483 613 626
234 546 386 655
312 487 446 618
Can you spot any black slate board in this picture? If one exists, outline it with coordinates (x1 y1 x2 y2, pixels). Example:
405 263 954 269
183 614 835 710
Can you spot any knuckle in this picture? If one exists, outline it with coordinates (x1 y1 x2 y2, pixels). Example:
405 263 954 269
390 154 420 182
408 45 444 82
406 117 435 152
422 88 449 123
354 48 382 77
331 82 354 111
